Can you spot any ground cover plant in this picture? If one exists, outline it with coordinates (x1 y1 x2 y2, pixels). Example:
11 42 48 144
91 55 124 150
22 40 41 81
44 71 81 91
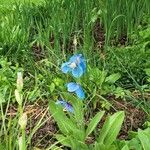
1 0 150 149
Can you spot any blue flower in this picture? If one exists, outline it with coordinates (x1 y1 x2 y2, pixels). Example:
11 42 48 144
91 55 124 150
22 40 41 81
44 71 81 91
67 82 85 100
55 99 74 113
61 54 86 78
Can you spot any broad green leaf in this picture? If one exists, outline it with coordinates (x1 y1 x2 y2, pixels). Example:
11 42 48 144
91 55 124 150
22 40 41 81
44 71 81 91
143 128 150 135
128 138 142 150
114 139 128 150
55 134 71 147
56 135 87 150
73 128 85 142
97 111 124 145
121 145 129 150
85 111 105 138
94 142 116 150
138 129 150 150
105 73 121 84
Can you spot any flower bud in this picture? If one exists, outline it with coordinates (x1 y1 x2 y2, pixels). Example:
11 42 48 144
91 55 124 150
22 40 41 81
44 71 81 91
18 113 27 130
17 72 23 91
15 89 22 106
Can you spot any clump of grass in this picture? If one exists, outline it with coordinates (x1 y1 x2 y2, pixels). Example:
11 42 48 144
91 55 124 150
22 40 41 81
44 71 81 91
1 0 150 66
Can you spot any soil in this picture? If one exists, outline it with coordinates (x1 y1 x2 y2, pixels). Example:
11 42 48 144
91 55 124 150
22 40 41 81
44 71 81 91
5 97 146 149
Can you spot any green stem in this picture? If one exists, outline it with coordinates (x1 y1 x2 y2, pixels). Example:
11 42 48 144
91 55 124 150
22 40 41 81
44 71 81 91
18 104 23 115
21 129 26 150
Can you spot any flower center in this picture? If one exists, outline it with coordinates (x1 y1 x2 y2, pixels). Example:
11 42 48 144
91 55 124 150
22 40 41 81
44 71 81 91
69 62 77 69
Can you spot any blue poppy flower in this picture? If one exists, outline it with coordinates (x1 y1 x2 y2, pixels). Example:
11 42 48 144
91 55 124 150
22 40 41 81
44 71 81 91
55 99 74 113
61 54 86 78
67 82 85 100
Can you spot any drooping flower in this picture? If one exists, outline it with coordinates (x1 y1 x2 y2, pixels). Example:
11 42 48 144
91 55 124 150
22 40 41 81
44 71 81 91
67 82 85 100
55 99 74 113
61 54 86 78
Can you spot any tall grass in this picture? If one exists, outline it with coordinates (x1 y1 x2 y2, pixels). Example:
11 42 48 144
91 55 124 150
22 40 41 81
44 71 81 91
0 0 150 66
98 0 150 47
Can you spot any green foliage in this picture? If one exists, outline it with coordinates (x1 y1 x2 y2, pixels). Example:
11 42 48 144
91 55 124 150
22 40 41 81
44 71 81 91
97 111 124 145
104 23 150 88
96 0 150 47
85 111 104 138
86 67 121 95
0 58 18 87
49 94 125 150
138 129 150 150
114 128 150 150
1 0 150 66
0 57 20 104
145 68 150 83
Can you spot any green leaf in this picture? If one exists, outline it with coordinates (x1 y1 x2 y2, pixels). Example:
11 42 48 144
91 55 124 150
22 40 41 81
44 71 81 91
94 142 116 150
85 111 105 138
138 129 150 150
50 146 63 150
88 68 107 86
147 78 150 82
144 68 150 76
72 128 85 142
97 111 125 145
0 92 5 104
105 73 121 84
55 134 71 147
128 138 142 150
49 82 55 93
121 145 129 150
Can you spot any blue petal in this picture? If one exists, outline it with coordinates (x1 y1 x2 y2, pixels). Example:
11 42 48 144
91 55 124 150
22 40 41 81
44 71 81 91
65 103 74 113
75 86 85 100
79 60 86 73
67 82 79 92
61 62 71 73
69 54 82 62
55 100 67 107
56 100 74 113
72 65 83 78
